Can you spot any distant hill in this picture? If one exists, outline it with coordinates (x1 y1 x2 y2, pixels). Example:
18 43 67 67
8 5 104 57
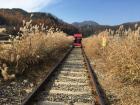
0 8 79 35
73 21 99 27
72 20 140 37
0 8 139 37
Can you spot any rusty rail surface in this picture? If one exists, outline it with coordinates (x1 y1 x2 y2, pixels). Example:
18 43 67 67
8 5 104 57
82 46 107 105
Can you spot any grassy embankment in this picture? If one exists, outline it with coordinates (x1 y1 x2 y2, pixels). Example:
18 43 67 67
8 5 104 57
0 18 73 81
83 25 140 105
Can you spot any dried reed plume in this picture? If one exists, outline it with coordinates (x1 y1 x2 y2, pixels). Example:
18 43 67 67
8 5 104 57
83 24 140 84
0 17 73 80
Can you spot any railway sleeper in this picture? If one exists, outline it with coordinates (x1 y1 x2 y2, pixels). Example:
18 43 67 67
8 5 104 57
34 93 95 104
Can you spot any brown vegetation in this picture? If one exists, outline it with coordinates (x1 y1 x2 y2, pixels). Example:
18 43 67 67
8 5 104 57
0 19 73 80
83 25 140 105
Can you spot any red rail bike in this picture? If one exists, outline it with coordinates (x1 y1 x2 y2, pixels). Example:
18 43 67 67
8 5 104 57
73 34 82 47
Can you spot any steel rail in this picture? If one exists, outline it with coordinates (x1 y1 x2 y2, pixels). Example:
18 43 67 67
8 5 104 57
21 46 107 105
21 47 73 105
82 46 107 105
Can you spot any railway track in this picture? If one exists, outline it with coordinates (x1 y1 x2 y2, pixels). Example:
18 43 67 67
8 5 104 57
0 33 10 44
22 47 106 105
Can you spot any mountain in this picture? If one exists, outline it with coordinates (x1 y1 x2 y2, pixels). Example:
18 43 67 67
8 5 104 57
72 21 99 27
72 20 140 37
0 8 139 37
0 8 79 35
72 20 106 36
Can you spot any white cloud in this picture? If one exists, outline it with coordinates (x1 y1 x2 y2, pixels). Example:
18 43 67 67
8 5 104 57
0 0 57 11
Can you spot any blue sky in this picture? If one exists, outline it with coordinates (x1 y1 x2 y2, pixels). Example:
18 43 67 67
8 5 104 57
41 0 140 25
0 0 140 25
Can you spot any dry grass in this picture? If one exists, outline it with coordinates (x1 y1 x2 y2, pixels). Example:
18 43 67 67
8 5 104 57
83 25 140 105
103 36 140 84
0 18 73 80
83 26 140 84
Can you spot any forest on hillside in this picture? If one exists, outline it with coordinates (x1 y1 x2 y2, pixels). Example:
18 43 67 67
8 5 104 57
0 8 79 35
